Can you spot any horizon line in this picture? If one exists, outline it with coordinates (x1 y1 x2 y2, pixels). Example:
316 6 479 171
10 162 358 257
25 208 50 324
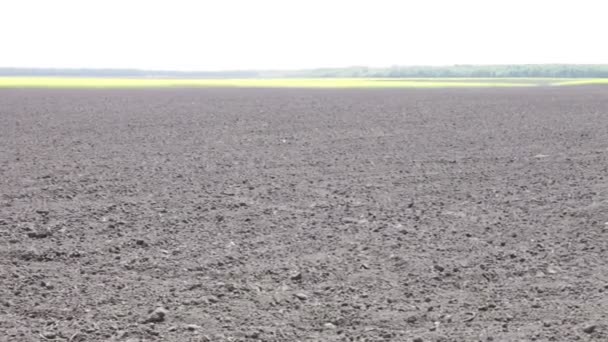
2 63 608 73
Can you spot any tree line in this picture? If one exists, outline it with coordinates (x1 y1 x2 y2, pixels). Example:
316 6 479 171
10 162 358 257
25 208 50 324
2 65 608 78
290 65 608 78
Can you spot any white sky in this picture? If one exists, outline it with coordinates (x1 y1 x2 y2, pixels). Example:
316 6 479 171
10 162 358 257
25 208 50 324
1 0 607 70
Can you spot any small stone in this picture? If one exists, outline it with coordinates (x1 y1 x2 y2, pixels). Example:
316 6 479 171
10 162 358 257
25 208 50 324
294 293 308 300
40 281 54 290
41 331 57 339
68 251 82 258
206 295 219 304
143 307 168 324
413 338 424 342
185 324 201 331
27 230 51 239
583 325 597 334
290 272 302 281
433 265 445 272
135 239 148 247
224 283 237 292
323 323 337 330
145 328 160 336
247 331 260 338
547 266 558 274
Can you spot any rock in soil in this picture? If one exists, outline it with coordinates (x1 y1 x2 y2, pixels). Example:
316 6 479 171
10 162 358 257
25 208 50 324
583 325 597 334
27 230 51 239
185 324 201 331
143 307 168 324
323 323 337 330
294 293 308 301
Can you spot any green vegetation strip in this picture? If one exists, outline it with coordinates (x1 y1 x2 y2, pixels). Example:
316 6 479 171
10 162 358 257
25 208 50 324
0 77 606 89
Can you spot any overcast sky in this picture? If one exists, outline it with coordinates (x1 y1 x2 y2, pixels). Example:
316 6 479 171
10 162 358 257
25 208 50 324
1 0 607 70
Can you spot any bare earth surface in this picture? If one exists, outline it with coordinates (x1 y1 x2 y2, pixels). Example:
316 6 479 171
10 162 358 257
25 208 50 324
1 88 607 342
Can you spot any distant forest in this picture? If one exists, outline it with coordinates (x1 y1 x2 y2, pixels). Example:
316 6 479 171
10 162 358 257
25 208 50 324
1 64 608 78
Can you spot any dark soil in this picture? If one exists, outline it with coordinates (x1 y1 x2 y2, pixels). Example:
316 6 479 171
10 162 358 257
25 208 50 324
1 87 607 341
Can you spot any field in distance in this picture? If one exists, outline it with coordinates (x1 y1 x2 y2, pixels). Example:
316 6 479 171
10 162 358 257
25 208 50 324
1 77 608 88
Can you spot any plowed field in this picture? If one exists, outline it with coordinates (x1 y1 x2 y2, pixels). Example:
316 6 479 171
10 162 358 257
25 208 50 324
1 87 607 341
